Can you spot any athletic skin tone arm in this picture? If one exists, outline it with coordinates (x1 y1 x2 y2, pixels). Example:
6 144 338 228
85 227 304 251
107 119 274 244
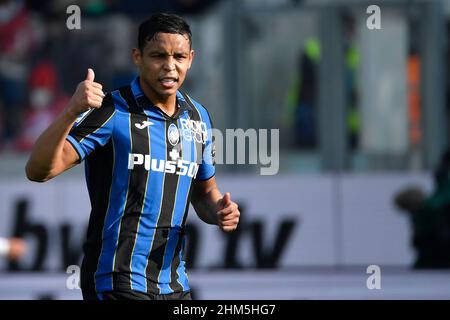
25 69 104 182
191 176 240 233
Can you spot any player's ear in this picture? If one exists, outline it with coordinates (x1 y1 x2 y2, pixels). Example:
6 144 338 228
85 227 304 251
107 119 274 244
132 47 142 67
188 49 195 69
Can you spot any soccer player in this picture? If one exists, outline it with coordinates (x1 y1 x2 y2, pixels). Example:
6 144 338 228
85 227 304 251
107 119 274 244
25 12 240 300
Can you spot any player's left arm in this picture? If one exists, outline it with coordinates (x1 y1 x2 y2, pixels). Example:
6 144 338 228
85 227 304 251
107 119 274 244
191 176 240 232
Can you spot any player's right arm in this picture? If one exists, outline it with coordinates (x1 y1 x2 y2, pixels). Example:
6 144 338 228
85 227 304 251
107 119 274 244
25 68 104 182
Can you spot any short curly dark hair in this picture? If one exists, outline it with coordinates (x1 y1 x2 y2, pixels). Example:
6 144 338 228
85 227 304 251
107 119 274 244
138 12 192 51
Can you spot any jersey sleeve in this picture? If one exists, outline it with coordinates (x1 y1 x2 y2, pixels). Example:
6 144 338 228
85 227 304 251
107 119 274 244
66 93 115 161
195 107 216 181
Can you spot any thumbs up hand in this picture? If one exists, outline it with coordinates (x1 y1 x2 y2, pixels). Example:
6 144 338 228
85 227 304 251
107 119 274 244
216 192 240 233
67 68 105 117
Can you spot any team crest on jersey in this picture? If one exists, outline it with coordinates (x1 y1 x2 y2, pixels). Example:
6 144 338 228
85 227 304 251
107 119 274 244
168 123 180 146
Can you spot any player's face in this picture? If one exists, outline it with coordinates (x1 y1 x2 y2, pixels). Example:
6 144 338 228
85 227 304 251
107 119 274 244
133 32 194 100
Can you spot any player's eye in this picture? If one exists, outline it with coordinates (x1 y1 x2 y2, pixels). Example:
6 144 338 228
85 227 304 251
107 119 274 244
150 53 165 58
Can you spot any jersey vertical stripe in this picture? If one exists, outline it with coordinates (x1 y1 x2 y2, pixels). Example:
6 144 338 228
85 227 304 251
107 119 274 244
129 121 152 292
167 113 196 292
166 95 204 291
145 120 181 294
170 177 194 291
95 91 132 291
158 119 186 294
142 114 168 294
81 139 114 293
112 86 150 289
176 236 190 290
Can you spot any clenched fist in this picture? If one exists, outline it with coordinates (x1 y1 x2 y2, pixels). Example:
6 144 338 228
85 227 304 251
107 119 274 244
66 68 105 117
216 192 240 232
8 238 27 261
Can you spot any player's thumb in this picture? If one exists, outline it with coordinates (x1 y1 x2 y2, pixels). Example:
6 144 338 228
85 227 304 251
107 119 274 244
86 68 95 82
222 192 232 207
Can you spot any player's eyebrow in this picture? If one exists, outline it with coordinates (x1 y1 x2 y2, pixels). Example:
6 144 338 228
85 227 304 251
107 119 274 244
147 50 168 55
148 50 188 56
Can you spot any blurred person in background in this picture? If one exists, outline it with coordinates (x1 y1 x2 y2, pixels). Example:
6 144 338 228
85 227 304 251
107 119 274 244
283 37 319 149
25 12 239 300
283 13 360 150
15 60 70 152
0 0 34 151
0 237 27 261
395 149 450 269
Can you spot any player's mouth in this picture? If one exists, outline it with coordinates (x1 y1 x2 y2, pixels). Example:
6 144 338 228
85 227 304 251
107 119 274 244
159 76 178 89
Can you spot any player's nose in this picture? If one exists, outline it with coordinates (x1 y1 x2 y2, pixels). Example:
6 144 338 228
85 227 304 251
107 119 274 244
162 56 176 71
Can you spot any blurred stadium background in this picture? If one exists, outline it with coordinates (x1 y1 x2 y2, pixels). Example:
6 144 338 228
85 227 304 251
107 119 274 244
1 0 450 299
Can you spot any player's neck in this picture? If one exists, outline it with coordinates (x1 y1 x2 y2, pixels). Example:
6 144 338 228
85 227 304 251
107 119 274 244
154 97 177 117
139 78 177 116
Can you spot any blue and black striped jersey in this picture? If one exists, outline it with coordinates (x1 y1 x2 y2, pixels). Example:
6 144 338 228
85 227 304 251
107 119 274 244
67 77 215 295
